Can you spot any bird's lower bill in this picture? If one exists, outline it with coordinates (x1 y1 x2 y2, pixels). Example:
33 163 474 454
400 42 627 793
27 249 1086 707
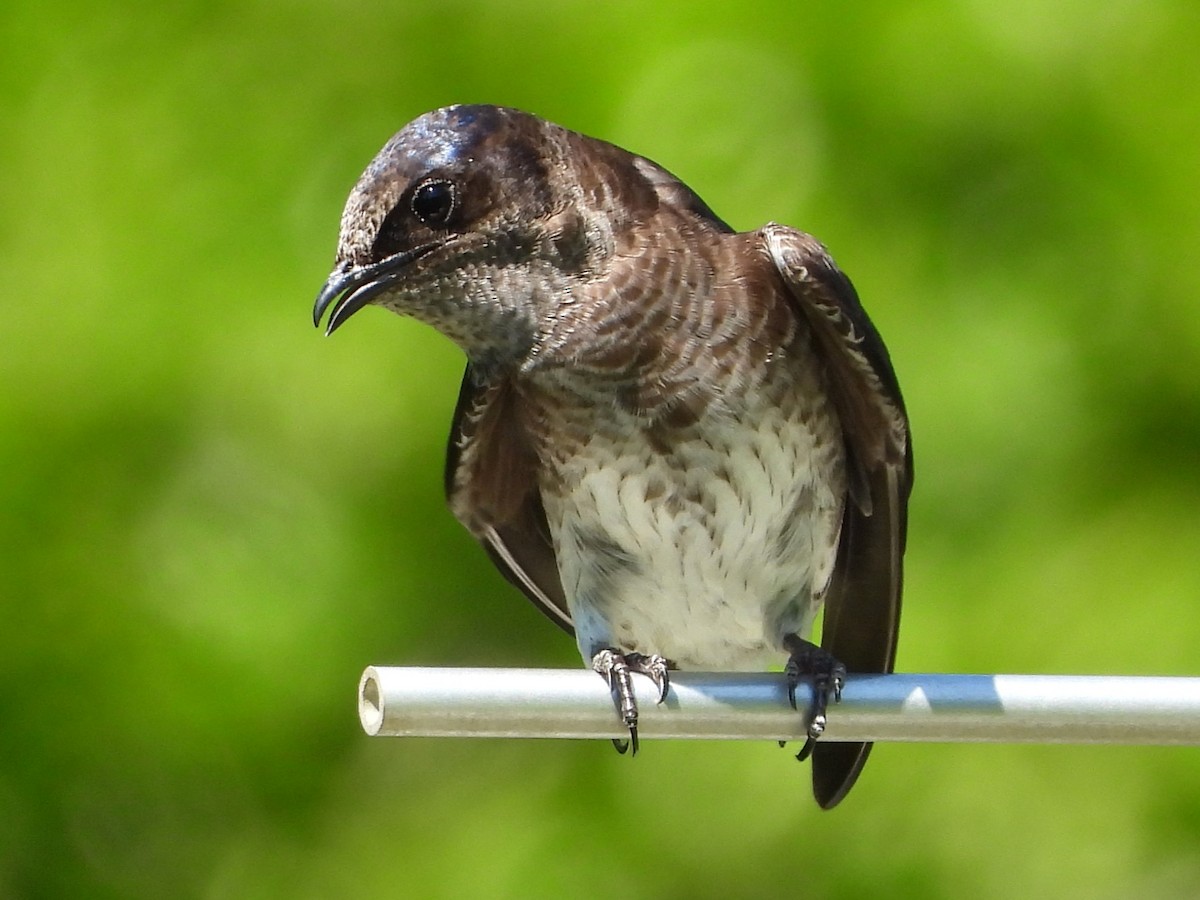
313 243 440 335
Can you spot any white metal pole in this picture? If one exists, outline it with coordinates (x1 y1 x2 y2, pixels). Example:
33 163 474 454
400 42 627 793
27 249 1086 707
358 667 1200 745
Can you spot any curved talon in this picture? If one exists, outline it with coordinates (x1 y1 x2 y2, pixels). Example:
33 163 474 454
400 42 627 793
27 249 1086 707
794 736 817 763
785 658 801 710
627 652 671 704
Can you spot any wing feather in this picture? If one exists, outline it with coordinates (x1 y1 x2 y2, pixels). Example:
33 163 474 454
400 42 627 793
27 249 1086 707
444 364 573 633
764 225 913 808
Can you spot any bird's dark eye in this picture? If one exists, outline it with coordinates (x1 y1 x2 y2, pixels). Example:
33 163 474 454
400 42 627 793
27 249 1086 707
410 179 457 227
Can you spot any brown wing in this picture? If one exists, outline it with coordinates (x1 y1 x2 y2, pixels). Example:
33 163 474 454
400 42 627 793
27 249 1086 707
763 225 913 809
444 364 573 633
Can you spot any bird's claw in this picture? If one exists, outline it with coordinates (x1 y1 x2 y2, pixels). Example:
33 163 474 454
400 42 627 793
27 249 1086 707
626 652 671 703
593 649 671 756
783 636 847 754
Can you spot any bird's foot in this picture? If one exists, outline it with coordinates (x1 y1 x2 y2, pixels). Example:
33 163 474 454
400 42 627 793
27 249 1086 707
591 649 671 756
783 635 846 762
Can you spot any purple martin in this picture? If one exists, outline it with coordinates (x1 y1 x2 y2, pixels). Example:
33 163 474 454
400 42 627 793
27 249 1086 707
314 104 912 808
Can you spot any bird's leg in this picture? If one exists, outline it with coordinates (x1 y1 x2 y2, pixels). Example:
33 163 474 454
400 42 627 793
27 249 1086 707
592 649 637 754
782 634 846 762
591 649 671 755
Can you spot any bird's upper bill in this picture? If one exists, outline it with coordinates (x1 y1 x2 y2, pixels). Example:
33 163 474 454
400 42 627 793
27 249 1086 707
312 243 440 335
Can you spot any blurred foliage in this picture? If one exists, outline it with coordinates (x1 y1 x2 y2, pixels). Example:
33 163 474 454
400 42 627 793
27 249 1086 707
2 0 1200 896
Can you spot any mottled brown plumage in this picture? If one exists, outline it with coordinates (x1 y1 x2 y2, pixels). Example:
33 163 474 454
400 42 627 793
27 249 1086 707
314 104 912 808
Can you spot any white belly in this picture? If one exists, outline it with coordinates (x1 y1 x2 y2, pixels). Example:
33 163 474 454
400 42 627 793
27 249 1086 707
544 396 846 670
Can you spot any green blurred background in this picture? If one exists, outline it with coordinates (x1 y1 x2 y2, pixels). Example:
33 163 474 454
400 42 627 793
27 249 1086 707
4 0 1200 896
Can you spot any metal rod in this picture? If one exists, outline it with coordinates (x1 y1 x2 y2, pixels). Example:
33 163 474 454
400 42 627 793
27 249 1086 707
358 667 1200 744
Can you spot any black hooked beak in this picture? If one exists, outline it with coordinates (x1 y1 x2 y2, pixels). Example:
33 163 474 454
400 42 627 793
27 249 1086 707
312 243 440 335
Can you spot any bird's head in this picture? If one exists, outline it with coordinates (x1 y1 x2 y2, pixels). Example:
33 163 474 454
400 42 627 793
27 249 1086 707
313 104 662 368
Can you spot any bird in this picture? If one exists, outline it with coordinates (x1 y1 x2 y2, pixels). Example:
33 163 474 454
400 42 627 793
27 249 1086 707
313 104 912 809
